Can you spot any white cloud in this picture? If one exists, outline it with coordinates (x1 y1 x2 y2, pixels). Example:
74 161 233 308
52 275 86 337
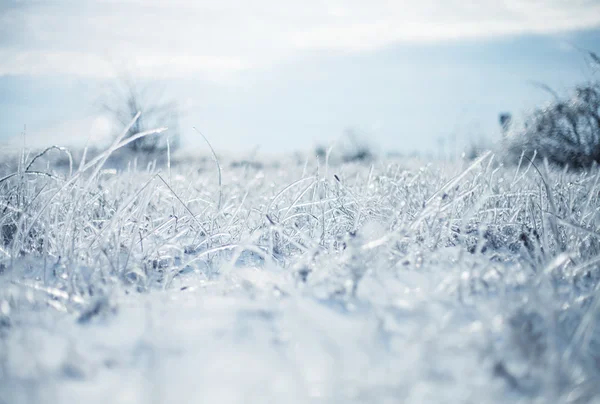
1 0 599 78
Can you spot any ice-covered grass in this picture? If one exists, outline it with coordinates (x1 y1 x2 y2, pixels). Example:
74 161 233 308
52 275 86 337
1 138 600 403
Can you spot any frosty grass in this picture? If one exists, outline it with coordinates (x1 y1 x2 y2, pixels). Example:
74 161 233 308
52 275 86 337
1 148 600 403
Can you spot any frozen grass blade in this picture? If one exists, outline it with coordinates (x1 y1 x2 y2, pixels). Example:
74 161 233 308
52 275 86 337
193 127 222 211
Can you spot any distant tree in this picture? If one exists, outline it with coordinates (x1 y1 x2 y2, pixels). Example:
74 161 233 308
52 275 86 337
340 128 375 163
499 112 512 136
315 145 327 161
100 77 180 154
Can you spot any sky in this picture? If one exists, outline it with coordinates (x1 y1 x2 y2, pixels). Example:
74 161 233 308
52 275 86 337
1 0 600 155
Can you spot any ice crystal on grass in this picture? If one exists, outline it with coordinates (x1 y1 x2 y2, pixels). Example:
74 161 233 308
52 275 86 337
1 142 600 403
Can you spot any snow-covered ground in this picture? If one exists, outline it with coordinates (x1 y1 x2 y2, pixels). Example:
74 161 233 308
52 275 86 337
1 145 600 403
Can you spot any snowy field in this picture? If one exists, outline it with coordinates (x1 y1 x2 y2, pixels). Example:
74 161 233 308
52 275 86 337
1 140 600 403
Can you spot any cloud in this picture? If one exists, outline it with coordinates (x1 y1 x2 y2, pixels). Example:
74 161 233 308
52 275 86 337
1 0 599 78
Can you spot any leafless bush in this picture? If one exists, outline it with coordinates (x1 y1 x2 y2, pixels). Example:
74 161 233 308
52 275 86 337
343 129 376 162
100 77 180 155
505 80 600 169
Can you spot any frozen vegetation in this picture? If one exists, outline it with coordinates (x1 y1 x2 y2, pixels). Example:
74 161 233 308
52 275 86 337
1 132 600 403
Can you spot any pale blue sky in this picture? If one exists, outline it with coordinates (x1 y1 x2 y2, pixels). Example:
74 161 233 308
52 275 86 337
1 1 599 154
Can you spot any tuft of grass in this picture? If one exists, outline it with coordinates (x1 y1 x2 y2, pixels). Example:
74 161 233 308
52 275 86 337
1 132 600 402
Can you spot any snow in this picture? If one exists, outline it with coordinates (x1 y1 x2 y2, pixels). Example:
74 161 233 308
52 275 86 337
1 148 600 403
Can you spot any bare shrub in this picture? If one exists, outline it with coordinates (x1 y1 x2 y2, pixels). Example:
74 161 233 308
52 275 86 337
341 128 376 162
100 77 180 155
505 81 600 169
